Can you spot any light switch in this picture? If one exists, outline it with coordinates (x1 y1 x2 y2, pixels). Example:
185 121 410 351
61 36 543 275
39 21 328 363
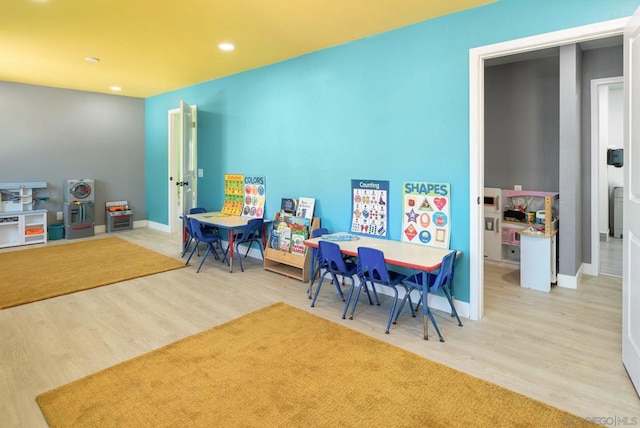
198 169 204 178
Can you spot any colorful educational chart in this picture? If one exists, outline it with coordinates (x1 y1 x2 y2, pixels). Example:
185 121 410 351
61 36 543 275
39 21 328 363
350 179 389 238
242 176 266 218
401 182 451 249
221 174 244 216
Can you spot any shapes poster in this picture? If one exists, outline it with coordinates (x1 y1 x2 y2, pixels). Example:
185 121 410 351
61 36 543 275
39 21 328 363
401 182 450 249
221 174 244 216
350 179 389 238
242 176 266 218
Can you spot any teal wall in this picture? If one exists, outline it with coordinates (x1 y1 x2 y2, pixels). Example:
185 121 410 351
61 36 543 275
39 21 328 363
145 0 640 303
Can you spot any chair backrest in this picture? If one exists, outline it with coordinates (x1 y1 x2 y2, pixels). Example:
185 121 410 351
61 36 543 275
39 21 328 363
319 240 349 275
428 251 456 293
357 247 391 284
238 218 264 243
312 228 330 265
311 228 329 238
183 216 194 236
189 217 205 240
189 207 206 214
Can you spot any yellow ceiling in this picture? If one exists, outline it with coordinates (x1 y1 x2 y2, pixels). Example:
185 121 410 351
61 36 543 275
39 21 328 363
1 0 493 98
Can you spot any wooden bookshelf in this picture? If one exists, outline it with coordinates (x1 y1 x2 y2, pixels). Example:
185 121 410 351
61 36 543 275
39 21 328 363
263 212 320 282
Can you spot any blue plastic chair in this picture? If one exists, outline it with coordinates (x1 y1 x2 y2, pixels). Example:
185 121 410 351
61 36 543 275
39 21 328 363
394 251 462 342
311 240 357 310
348 247 410 334
181 207 215 257
307 227 329 299
190 207 219 235
223 218 264 272
187 217 221 272
181 214 196 258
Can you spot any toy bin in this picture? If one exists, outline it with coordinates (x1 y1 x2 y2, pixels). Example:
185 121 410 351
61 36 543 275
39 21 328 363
47 224 64 240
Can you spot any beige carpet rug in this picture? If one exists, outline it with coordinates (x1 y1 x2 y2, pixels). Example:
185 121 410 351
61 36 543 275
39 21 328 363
0 237 184 309
37 302 587 427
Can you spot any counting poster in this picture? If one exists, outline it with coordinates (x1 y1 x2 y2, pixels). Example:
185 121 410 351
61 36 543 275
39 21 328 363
350 179 389 238
242 176 266 218
221 174 244 215
401 182 451 249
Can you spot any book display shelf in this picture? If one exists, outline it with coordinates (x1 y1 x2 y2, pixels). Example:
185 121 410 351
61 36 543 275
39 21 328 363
263 212 320 282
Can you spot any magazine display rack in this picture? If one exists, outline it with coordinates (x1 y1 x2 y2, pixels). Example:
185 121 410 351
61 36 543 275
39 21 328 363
263 212 320 282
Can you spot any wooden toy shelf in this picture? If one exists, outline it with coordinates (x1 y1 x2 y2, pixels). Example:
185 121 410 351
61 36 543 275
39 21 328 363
263 212 320 283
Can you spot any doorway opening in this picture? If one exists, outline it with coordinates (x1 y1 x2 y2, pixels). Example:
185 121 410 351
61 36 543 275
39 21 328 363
469 18 627 320
590 77 624 277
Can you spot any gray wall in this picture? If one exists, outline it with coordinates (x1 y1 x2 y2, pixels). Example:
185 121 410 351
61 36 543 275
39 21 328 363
0 81 145 226
485 56 560 191
559 44 583 277
580 45 624 263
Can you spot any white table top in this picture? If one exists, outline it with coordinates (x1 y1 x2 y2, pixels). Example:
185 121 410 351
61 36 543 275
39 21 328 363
304 235 455 272
188 212 270 229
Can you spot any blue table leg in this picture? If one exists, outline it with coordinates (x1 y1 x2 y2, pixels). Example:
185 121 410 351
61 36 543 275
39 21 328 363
307 247 317 299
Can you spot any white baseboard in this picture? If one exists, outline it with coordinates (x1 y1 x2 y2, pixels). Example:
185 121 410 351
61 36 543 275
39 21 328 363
558 264 582 289
147 221 170 233
582 262 597 277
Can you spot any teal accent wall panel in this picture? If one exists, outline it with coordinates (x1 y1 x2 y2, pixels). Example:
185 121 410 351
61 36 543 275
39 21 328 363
145 0 640 302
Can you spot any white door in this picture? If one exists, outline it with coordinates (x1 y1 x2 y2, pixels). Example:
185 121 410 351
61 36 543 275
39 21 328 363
623 7 640 396
179 100 197 218
168 101 197 250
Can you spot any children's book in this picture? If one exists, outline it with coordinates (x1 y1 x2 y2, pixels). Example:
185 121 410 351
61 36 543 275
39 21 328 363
290 228 308 256
296 197 315 220
270 220 291 251
280 198 297 218
285 215 311 231
278 227 292 251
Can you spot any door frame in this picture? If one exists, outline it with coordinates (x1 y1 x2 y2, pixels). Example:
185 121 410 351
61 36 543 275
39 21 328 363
586 76 624 277
469 18 628 320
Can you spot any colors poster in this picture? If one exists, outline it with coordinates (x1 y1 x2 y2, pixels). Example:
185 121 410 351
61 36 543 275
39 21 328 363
242 176 266 218
350 179 389 238
401 182 450 249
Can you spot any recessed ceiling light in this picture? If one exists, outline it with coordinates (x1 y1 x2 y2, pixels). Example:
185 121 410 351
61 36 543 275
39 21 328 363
218 43 235 52
85 57 100 63
110 86 122 92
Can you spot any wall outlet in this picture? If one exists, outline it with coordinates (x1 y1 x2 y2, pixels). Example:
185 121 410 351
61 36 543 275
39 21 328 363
56 211 63 220
514 185 522 191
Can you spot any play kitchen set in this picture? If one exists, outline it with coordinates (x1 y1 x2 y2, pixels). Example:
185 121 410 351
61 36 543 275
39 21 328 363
105 201 133 233
484 188 559 292
0 181 48 248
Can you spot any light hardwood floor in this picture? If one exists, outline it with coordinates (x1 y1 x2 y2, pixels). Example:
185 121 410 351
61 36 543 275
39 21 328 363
1 228 638 427
600 236 623 277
